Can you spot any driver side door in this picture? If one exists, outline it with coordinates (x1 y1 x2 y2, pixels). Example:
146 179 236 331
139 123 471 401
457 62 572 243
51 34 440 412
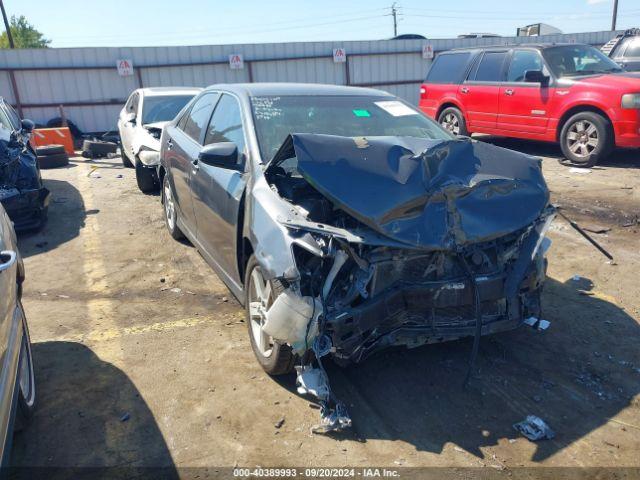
497 49 555 136
192 93 247 285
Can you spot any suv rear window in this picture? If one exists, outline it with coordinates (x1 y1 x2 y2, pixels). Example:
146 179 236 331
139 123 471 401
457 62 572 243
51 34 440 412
624 38 640 58
425 52 473 84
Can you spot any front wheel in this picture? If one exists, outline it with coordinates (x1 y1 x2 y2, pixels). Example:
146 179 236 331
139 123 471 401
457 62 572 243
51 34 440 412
560 112 612 167
135 161 159 194
162 175 184 240
438 107 468 137
245 255 295 376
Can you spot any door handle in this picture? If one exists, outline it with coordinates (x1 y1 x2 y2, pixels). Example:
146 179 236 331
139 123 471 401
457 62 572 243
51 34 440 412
461 87 469 94
167 139 173 150
504 89 514 96
0 250 17 273
191 159 199 174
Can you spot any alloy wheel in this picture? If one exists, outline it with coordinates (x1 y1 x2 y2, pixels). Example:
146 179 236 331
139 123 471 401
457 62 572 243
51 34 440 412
248 266 274 357
441 113 460 135
567 120 599 159
164 180 176 230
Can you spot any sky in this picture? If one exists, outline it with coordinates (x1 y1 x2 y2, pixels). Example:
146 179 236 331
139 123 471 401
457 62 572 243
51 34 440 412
4 0 640 48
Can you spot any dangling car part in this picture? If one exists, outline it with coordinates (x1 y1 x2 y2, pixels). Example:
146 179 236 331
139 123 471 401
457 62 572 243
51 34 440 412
159 84 555 433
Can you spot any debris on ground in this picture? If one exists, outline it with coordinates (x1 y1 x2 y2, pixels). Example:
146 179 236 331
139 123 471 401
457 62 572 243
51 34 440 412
569 167 592 174
582 225 611 234
274 417 285 429
523 317 551 330
120 413 130 422
513 415 555 441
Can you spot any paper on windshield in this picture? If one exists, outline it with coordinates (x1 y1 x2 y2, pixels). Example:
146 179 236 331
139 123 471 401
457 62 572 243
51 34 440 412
374 101 418 117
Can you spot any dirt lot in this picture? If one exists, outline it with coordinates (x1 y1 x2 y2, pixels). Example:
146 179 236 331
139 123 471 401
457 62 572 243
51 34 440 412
8 138 640 475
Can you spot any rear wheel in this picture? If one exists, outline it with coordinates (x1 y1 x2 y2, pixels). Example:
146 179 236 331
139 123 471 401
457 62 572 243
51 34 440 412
14 303 35 431
438 107 468 136
245 255 295 375
121 146 134 168
162 175 184 240
560 112 612 167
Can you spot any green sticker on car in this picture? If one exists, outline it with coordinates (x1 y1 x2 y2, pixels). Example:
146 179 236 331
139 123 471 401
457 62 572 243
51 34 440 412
352 109 371 117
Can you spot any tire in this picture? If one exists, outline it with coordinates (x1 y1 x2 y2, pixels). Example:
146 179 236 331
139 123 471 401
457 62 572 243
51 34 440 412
136 161 159 194
121 147 134 168
37 152 69 169
162 175 184 240
438 107 469 137
560 112 612 167
14 303 36 432
35 144 65 156
245 255 295 376
81 140 118 159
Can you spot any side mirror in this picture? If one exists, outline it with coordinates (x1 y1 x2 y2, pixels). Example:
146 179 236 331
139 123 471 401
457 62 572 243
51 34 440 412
21 119 35 133
524 70 550 86
198 142 241 170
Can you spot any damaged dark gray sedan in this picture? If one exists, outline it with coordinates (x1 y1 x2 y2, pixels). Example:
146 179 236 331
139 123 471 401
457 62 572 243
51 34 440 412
159 84 554 432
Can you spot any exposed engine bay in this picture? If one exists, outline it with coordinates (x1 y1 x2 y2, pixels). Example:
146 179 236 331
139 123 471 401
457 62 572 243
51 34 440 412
254 133 555 433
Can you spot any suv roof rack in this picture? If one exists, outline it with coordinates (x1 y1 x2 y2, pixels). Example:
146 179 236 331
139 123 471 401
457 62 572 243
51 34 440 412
601 28 639 57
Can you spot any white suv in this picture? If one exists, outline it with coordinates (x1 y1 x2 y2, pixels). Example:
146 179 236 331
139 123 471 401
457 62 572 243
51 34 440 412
117 87 201 193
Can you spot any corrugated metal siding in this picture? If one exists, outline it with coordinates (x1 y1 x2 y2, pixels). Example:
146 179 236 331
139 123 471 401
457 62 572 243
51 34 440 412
0 30 622 132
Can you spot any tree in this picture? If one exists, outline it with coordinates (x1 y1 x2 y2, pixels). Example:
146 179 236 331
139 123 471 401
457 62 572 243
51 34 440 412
0 15 50 48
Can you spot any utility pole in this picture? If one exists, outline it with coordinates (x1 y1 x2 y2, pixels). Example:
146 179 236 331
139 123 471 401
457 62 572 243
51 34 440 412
0 0 14 48
391 2 398 37
611 0 619 31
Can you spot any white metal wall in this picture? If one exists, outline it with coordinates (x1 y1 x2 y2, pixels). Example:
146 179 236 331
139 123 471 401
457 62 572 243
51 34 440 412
0 30 622 132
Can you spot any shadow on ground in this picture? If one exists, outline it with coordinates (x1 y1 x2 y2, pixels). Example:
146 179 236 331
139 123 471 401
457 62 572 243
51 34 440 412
477 135 639 169
17 179 86 257
10 342 178 478
305 277 640 461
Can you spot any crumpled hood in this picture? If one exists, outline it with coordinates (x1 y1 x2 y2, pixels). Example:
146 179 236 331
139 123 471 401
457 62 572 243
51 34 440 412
143 121 169 130
274 133 550 249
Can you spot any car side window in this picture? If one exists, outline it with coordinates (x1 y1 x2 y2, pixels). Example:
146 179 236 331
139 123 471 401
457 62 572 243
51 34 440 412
0 108 14 133
204 94 246 158
469 51 507 82
507 50 544 82
181 93 217 144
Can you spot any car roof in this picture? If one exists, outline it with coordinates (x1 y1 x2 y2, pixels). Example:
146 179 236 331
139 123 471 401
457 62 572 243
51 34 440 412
141 87 203 96
203 83 395 98
443 43 587 53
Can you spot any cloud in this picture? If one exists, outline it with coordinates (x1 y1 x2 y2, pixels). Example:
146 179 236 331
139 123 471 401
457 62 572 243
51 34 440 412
586 0 610 4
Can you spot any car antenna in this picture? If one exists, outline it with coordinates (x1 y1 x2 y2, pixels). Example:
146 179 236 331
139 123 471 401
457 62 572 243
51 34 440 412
556 207 614 261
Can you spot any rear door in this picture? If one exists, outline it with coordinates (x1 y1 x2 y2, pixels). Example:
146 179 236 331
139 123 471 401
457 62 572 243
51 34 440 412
460 50 508 131
164 92 218 236
0 207 18 399
498 49 553 135
192 93 247 284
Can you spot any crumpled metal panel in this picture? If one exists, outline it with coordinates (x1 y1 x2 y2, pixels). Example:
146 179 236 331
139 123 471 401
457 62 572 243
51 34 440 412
287 133 549 250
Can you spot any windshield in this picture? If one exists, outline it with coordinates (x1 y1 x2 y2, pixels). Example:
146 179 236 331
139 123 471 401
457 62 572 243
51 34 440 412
250 95 452 162
141 95 194 125
542 45 623 78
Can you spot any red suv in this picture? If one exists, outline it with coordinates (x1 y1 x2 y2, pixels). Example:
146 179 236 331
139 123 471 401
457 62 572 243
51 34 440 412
419 43 640 166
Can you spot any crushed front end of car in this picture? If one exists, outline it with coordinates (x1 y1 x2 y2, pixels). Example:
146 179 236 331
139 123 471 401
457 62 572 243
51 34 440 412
0 135 50 231
249 133 554 432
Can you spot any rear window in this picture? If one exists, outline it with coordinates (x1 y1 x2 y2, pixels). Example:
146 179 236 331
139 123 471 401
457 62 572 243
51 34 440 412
624 38 640 58
425 52 473 84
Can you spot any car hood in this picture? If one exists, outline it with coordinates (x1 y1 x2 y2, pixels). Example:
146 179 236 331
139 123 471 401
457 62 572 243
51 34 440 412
563 71 640 89
269 133 550 250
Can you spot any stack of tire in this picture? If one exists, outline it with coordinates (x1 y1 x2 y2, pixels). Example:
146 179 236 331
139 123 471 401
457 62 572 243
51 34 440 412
35 144 70 169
